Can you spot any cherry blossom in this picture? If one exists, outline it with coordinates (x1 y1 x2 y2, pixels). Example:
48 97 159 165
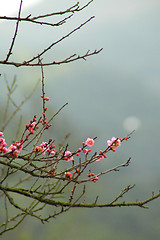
7 140 23 158
0 132 4 137
83 148 91 155
85 138 94 147
26 121 38 134
34 141 56 156
96 150 107 161
107 137 121 152
0 137 7 153
64 150 74 161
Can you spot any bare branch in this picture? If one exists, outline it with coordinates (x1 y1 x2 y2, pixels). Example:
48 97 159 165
24 16 95 65
0 48 103 67
4 0 23 62
1 184 159 210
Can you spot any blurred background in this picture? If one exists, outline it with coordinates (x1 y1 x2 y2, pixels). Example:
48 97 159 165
0 0 160 239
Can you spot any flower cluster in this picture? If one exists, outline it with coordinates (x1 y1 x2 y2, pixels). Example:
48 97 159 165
0 132 8 153
81 137 95 155
33 140 56 156
26 116 39 134
0 130 122 183
64 150 74 161
96 137 121 161
7 139 23 158
97 150 107 161
62 137 121 164
63 137 95 162
64 168 80 180
60 137 121 183
87 171 99 183
0 132 23 157
40 96 51 129
107 137 121 152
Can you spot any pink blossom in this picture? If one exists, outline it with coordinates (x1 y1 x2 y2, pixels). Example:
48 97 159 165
50 150 55 155
0 138 7 149
0 138 8 153
7 140 23 158
26 121 37 134
0 137 8 154
85 138 94 147
34 141 56 156
0 132 4 137
34 145 43 152
107 137 121 152
2 147 8 153
83 149 89 155
0 137 23 157
34 142 49 155
96 155 104 161
96 154 107 162
64 150 74 161
96 150 107 161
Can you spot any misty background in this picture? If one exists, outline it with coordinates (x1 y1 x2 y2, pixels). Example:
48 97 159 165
0 0 160 239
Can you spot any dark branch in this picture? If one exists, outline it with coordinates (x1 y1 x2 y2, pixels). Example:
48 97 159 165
4 0 23 62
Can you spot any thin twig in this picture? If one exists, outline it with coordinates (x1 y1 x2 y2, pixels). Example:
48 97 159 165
0 48 103 67
5 0 23 62
24 16 95 65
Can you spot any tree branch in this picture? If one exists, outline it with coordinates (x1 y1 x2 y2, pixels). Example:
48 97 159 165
4 0 23 62
1 184 159 209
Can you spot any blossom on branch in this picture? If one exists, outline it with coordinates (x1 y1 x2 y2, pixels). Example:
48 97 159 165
93 176 99 183
0 137 7 153
83 148 91 155
0 132 4 137
0 133 23 157
64 150 74 161
87 171 99 183
26 116 39 134
96 150 107 161
85 137 95 147
7 139 23 158
0 0 160 235
107 137 121 152
34 141 56 156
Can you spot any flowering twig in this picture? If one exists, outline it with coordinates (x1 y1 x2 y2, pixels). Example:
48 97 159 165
0 0 160 236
